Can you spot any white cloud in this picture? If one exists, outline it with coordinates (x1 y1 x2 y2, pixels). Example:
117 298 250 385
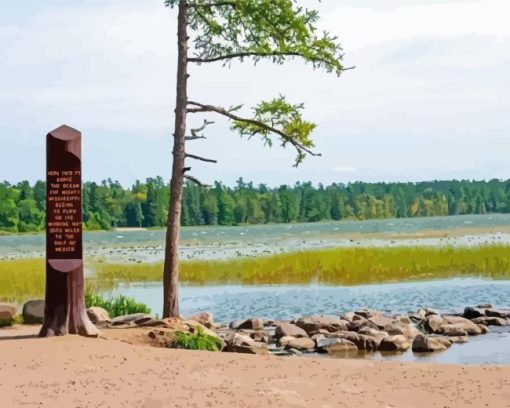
0 0 509 186
322 0 510 50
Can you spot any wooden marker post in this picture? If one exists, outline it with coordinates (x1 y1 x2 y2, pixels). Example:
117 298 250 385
39 125 98 337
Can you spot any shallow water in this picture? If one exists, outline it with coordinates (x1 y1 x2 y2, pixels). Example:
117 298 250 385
107 278 510 322
320 326 510 365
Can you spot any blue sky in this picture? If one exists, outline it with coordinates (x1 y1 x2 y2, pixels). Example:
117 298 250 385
0 0 509 186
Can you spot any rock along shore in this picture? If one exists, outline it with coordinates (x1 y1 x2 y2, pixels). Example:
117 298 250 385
91 303 510 357
4 300 509 359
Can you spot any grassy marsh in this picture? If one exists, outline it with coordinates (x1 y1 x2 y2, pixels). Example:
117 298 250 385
2 245 510 303
92 245 510 286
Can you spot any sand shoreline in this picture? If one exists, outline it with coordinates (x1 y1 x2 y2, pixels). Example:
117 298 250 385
1 325 509 408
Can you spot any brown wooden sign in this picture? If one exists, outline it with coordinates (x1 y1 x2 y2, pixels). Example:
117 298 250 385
46 126 82 259
40 125 98 337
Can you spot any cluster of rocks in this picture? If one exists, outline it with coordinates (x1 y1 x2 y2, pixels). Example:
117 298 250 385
213 305 510 356
3 300 509 359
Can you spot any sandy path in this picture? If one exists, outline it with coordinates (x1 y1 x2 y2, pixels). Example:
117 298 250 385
1 326 509 408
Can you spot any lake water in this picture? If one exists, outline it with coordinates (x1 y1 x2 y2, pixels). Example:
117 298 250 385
2 213 510 261
108 278 510 322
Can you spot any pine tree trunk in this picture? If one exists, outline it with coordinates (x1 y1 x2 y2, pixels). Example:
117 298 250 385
163 1 188 318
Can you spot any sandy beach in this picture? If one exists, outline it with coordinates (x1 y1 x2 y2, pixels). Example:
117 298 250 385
1 325 509 408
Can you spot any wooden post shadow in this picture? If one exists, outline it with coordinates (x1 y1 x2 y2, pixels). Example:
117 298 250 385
39 125 98 337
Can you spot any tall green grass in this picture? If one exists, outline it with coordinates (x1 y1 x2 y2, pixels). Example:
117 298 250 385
0 259 45 303
2 245 510 303
92 245 510 286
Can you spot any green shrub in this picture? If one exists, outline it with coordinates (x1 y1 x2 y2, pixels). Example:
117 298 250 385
169 326 223 352
0 315 23 328
85 290 151 318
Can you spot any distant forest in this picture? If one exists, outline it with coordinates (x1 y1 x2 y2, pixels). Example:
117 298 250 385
1 178 510 233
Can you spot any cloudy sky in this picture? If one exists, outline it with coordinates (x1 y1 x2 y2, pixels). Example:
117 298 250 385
1 0 509 186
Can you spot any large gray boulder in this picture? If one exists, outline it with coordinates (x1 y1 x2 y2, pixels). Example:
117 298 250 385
87 307 110 324
412 334 452 352
380 335 411 352
223 332 268 355
317 337 358 353
385 321 421 339
284 337 315 351
0 303 18 321
22 299 45 324
337 331 379 351
441 316 483 335
294 316 348 334
423 315 445 334
367 314 395 330
187 312 214 328
463 306 486 319
347 316 379 332
354 309 381 319
485 309 510 319
230 317 264 330
274 322 308 339
358 327 389 342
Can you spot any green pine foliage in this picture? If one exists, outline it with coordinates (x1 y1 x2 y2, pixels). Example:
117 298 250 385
1 178 510 233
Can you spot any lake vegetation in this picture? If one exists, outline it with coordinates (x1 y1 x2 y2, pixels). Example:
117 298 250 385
2 245 510 303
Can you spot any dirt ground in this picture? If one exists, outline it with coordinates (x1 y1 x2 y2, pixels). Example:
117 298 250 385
1 325 509 408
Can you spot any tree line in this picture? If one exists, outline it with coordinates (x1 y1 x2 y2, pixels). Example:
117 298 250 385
1 178 510 233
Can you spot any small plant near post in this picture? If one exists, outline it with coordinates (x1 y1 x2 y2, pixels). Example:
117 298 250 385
169 325 223 351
